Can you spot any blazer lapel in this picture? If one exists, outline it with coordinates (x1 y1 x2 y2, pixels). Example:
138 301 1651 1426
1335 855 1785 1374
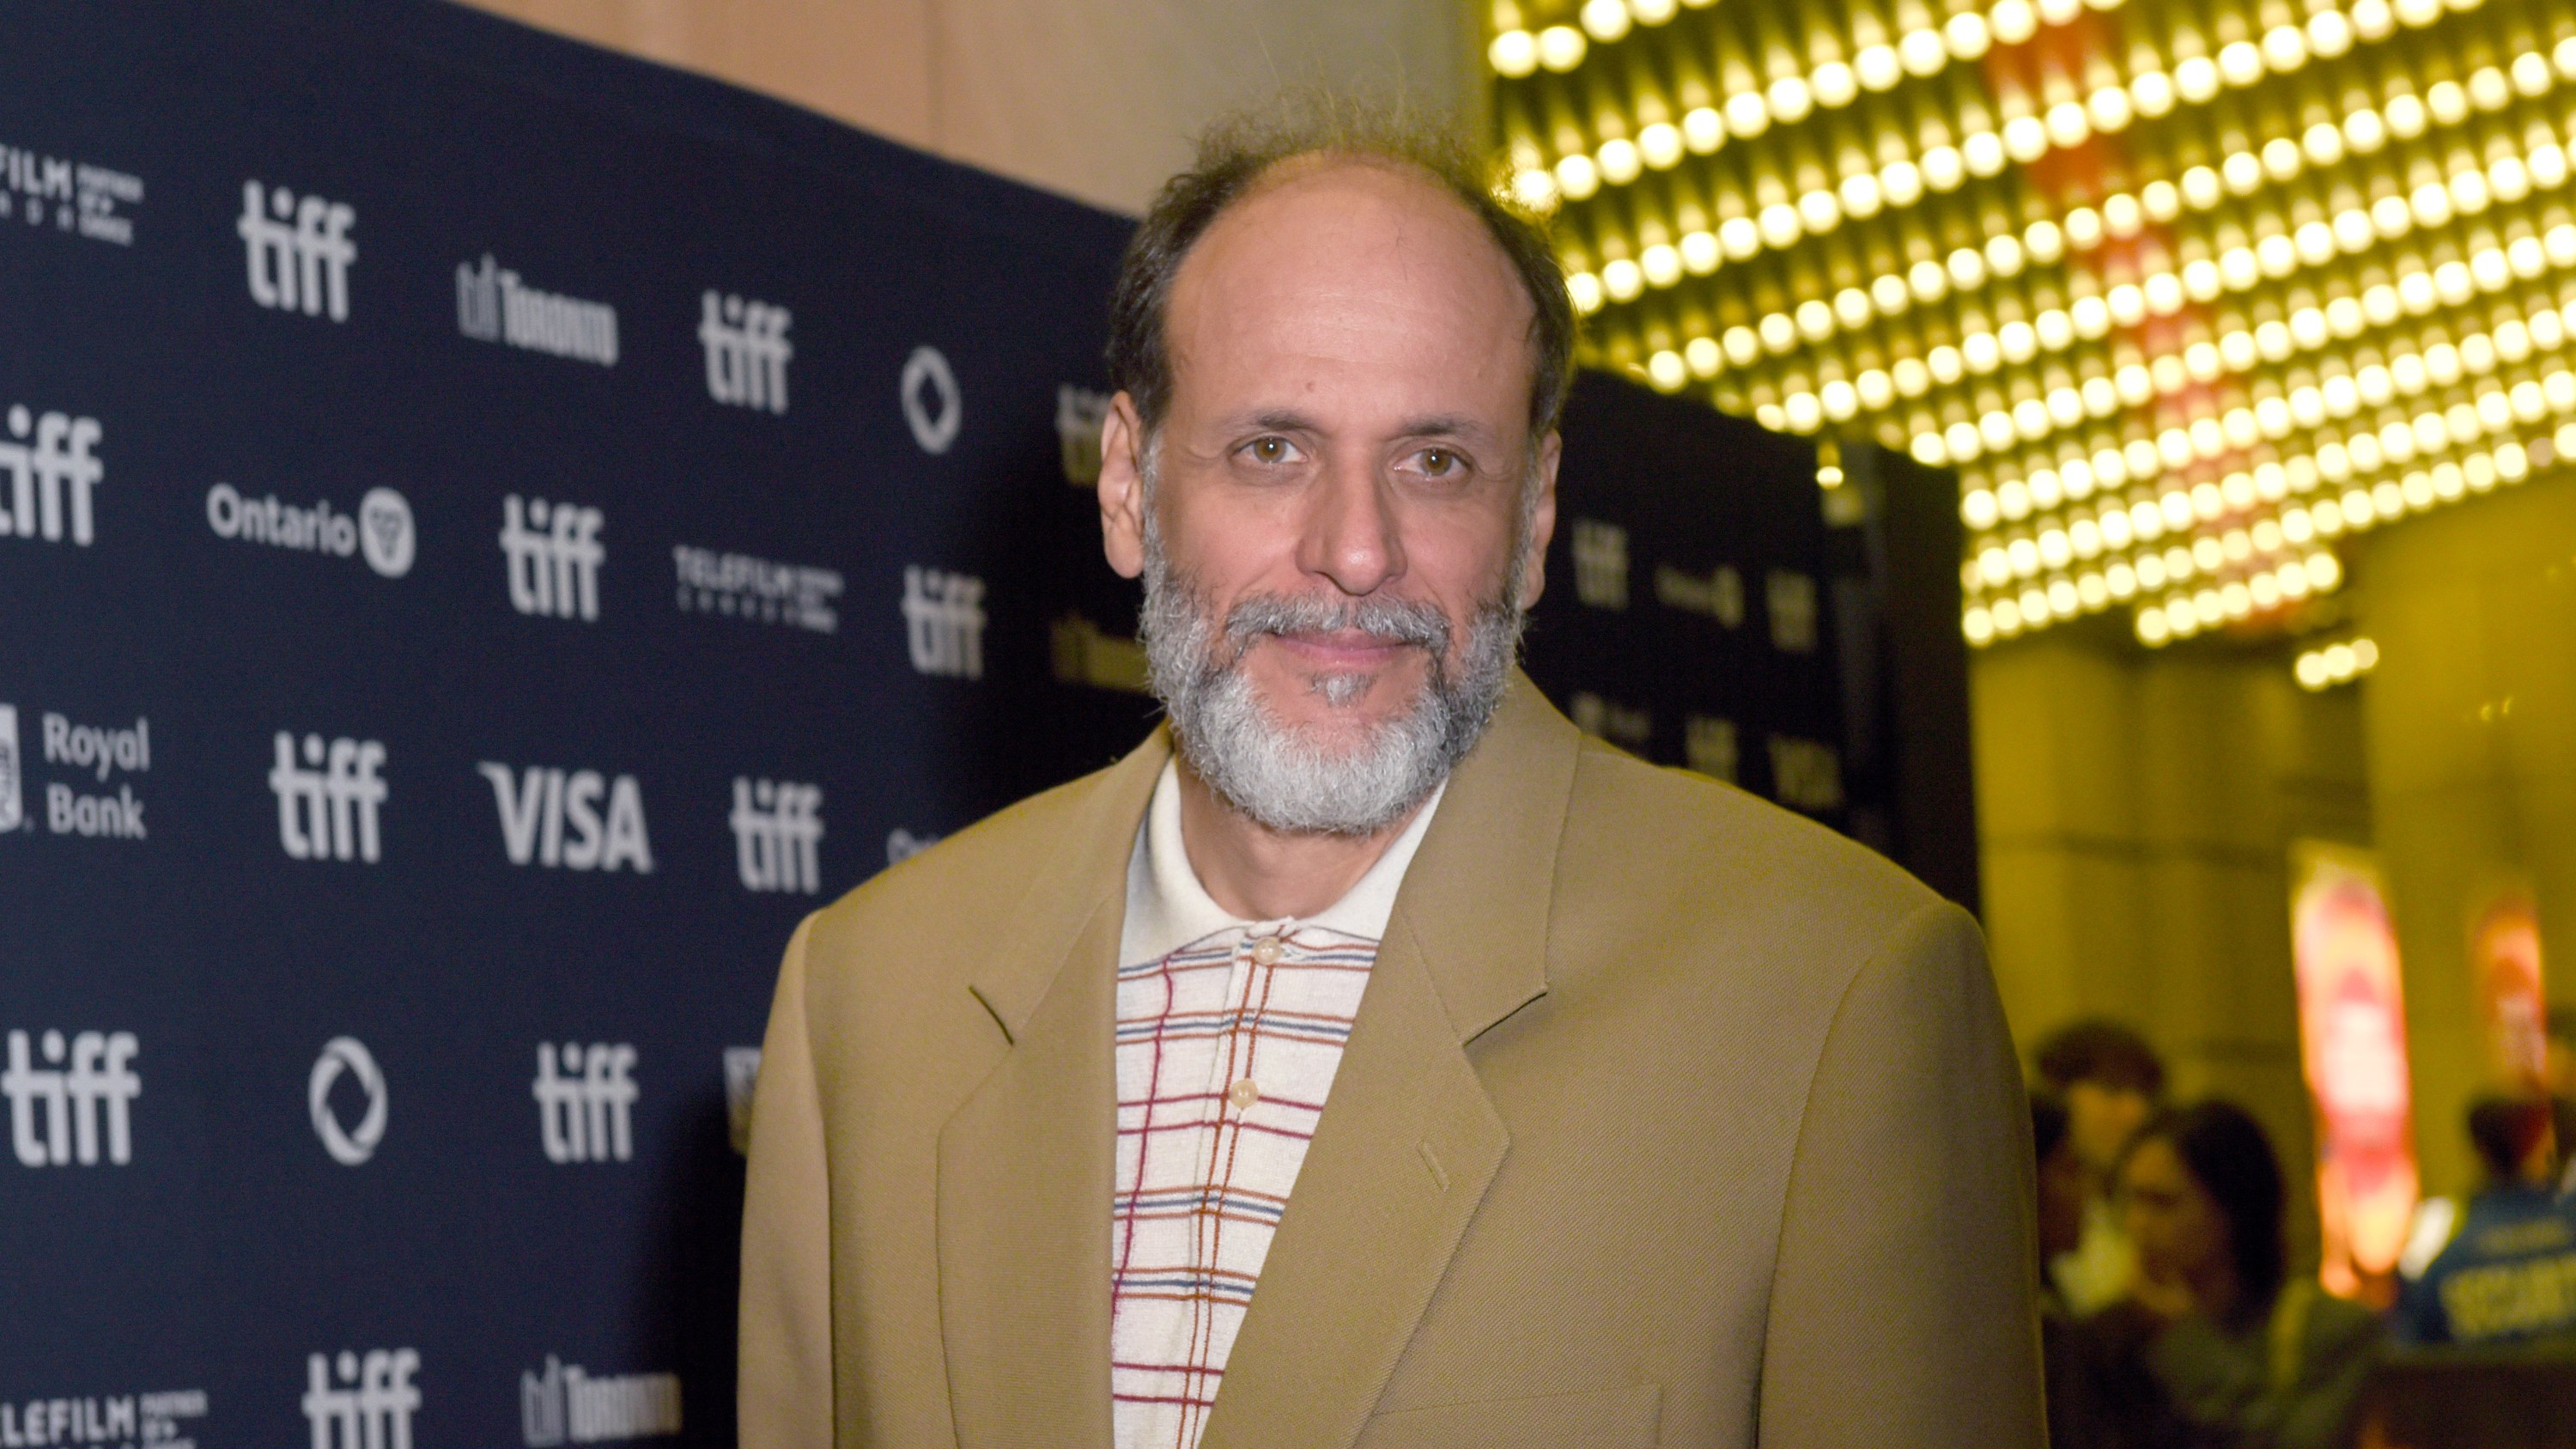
1195 673 1585 1448
936 730 1170 1449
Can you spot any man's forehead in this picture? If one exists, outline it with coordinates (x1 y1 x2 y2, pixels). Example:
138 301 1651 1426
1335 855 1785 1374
1161 156 1536 420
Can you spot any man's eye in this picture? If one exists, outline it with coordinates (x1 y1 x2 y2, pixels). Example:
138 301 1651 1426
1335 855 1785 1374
1248 436 1293 464
1414 447 1467 478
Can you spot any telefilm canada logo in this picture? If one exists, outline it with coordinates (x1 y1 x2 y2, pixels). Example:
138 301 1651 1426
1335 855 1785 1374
459 255 620 367
206 482 414 578
1 141 143 246
1 403 105 548
519 1356 681 1446
237 180 355 322
0 705 153 841
532 1044 637 1164
301 1350 418 1449
698 291 791 413
4 1028 140 1167
671 545 841 634
0 1390 208 1449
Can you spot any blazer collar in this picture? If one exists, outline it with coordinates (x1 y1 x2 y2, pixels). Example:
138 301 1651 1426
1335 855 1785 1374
940 673 1586 1449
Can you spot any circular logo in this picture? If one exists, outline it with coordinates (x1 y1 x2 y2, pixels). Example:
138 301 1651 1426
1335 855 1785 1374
309 1035 388 1166
900 346 962 455
358 488 416 578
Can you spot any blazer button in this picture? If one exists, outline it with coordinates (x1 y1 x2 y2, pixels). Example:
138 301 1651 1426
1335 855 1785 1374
1249 935 1285 965
1225 1078 1261 1111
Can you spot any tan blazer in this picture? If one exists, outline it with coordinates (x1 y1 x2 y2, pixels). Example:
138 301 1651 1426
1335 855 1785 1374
740 673 2045 1448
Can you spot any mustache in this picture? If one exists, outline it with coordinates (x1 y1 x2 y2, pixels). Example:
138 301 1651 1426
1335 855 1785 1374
1220 592 1453 661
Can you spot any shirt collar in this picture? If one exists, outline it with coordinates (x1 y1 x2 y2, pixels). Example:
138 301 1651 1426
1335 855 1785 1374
1119 760 1445 967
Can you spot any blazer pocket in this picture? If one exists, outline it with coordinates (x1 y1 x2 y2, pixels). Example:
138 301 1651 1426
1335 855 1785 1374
1352 1382 1661 1449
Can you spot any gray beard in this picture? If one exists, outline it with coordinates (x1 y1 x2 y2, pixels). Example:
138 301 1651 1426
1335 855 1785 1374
1138 514 1525 838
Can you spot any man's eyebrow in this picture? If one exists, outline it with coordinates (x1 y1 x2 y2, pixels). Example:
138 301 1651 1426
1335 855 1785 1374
1394 415 1492 441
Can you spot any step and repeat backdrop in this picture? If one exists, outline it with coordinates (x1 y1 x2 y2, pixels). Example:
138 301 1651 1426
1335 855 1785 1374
0 2 1964 1446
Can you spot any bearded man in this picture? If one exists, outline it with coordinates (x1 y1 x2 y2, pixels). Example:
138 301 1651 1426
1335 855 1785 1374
738 107 2043 1449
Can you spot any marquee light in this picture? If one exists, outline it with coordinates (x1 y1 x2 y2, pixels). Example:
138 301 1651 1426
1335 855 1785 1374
1492 0 2576 647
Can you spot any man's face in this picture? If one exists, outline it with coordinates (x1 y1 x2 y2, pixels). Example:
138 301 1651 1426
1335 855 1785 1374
2066 1079 2154 1181
1097 158 1558 831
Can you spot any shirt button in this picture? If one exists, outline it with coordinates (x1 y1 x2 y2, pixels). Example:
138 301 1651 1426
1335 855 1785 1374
1226 1078 1261 1111
1249 935 1285 965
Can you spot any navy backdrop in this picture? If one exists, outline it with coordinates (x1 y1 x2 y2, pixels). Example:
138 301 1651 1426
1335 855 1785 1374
0 3 1965 1446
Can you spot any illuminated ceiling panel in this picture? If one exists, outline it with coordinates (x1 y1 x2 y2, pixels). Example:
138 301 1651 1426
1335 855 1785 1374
1485 0 2576 647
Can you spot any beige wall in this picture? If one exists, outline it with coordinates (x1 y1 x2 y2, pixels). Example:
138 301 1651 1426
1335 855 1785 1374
2356 471 2576 1199
1975 628 2369 1265
453 0 1479 215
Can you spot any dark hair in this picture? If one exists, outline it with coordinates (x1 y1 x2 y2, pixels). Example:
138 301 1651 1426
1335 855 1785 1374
1105 93 1576 447
2468 1094 2552 1181
2127 1101 2287 1312
2034 1019 2167 1097
2032 1092 2070 1166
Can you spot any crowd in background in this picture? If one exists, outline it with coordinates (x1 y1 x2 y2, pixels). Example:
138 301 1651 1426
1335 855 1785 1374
2029 1016 2576 1448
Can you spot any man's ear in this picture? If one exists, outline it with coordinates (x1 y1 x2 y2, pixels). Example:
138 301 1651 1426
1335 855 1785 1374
1098 393 1148 581
1516 429 1561 610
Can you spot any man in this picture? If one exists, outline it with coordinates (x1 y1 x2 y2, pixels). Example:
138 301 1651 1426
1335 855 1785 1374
2032 1019 2166 1316
739 105 2042 1449
2395 1095 2576 1345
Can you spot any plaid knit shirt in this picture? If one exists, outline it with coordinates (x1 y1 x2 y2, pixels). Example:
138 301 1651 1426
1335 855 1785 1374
1111 762 1443 1449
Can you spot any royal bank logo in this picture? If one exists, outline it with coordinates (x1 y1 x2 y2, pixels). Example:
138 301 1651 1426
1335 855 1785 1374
519 1357 681 1446
1056 385 1109 484
900 346 961 454
29 709 151 841
671 545 840 634
901 566 986 680
4 1029 140 1167
302 1350 418 1449
698 292 791 413
730 778 823 895
458 255 619 367
2 404 105 547
309 1036 388 1166
1656 563 1745 627
1571 519 1629 610
501 496 605 621
207 483 414 577
477 764 652 874
0 1390 207 1449
237 180 355 322
270 733 388 863
1 142 143 246
532 1043 637 1164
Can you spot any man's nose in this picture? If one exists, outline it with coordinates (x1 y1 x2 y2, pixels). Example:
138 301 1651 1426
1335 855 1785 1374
1297 457 1404 597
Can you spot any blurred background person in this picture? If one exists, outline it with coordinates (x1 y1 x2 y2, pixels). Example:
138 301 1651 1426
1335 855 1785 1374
2065 1101 2381 1449
2394 1095 2576 1347
2038 1020 2170 1315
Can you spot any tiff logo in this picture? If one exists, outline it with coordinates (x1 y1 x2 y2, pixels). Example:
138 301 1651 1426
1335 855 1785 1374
477 764 653 874
0 405 103 545
521 1356 683 1446
3 1029 139 1167
901 567 985 679
731 778 823 895
698 292 792 413
501 496 605 621
303 1350 419 1449
270 733 388 863
237 180 355 322
1571 519 1629 610
532 1043 637 1164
